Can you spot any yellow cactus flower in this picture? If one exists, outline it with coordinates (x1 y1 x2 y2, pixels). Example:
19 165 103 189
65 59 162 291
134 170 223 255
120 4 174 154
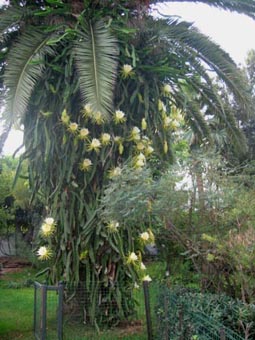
145 146 154 156
37 246 52 261
127 252 138 264
130 127 141 141
136 142 145 151
121 64 134 78
140 262 146 270
163 116 171 129
114 136 123 144
170 119 180 131
158 99 166 112
41 217 55 237
141 118 147 130
137 153 146 162
44 217 54 225
108 166 122 178
107 220 120 232
142 275 152 282
140 231 150 242
113 110 126 124
134 153 146 169
148 229 155 243
114 136 124 154
79 128 90 140
61 109 70 125
68 122 79 134
101 133 111 145
163 83 171 95
135 159 145 169
83 103 93 118
80 158 92 171
92 111 104 125
87 138 101 152
172 111 183 123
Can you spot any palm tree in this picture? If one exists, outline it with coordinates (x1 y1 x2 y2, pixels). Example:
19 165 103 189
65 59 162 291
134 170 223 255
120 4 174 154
0 0 254 324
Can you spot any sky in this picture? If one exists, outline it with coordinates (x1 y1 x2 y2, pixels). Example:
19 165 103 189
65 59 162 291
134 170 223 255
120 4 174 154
2 1 255 155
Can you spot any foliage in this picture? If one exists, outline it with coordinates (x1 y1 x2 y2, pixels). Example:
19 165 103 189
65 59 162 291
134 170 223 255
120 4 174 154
160 158 255 304
1 0 254 325
0 156 40 259
0 156 17 238
155 286 255 339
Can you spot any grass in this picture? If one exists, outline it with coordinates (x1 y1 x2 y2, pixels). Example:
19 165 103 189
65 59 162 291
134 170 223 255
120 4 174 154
0 259 200 339
0 262 165 340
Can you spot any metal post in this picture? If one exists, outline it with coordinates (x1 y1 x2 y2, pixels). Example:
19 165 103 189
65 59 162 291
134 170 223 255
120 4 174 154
41 285 47 340
34 283 37 337
143 280 153 340
57 282 64 340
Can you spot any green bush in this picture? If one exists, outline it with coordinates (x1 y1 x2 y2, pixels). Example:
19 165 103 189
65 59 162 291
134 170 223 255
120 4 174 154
155 286 255 339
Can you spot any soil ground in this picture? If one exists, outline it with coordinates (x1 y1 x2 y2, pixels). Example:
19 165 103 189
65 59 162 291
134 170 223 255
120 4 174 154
0 256 31 275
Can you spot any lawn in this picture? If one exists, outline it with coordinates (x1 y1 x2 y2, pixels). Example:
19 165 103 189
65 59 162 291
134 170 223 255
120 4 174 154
0 262 164 339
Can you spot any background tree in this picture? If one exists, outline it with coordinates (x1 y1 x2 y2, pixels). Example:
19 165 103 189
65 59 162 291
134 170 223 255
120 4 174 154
1 0 255 324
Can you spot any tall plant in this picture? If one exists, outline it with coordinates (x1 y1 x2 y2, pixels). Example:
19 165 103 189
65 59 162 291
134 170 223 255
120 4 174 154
0 0 254 324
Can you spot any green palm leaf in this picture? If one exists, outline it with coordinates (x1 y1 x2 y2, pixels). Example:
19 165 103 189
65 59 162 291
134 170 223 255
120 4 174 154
73 20 119 118
154 0 255 19
0 6 26 40
3 27 55 125
161 18 253 115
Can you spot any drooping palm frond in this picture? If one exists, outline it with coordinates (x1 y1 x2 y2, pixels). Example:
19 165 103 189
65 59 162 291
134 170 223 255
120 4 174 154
160 18 253 115
3 27 56 125
171 43 248 152
0 5 27 40
154 0 255 19
73 20 119 118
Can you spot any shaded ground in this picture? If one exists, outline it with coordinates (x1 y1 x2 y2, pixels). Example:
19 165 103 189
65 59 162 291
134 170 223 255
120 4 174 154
0 256 31 275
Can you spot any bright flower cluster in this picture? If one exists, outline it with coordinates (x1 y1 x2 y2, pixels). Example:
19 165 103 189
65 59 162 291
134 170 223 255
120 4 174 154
121 64 133 78
37 246 52 261
140 229 155 244
80 158 92 171
107 220 120 233
40 217 56 237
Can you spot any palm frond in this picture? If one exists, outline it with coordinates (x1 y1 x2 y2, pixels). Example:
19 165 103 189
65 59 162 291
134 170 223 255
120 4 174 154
3 27 56 125
154 0 255 19
73 20 119 118
162 18 253 115
0 5 27 40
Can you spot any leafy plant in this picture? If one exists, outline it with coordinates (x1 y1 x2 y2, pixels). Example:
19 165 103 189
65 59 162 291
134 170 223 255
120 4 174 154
155 286 255 339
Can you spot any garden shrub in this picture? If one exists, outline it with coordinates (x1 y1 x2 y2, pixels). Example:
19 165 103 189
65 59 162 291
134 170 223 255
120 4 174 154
155 286 255 339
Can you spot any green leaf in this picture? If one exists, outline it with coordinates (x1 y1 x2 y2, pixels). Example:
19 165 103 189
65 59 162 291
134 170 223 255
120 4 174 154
73 20 119 118
3 27 56 125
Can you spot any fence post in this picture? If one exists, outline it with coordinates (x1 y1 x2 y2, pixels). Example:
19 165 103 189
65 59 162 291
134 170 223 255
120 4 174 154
143 280 153 340
41 284 47 340
219 327 226 340
34 283 37 337
57 282 64 340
